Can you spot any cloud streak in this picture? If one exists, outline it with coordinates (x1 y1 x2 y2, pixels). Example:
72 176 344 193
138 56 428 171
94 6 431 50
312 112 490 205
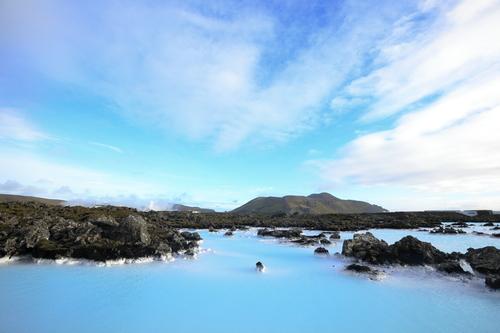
89 141 123 153
314 0 500 209
0 108 49 141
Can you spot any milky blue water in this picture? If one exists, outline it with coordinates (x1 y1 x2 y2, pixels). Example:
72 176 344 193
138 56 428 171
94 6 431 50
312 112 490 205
1 227 499 333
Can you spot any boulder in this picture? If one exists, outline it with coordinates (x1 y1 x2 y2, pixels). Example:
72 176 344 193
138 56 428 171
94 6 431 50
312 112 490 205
155 242 172 258
389 236 447 265
320 238 332 245
465 247 500 275
89 215 119 228
291 236 319 246
180 231 202 241
435 261 469 275
257 228 302 238
430 226 465 234
485 275 500 290
341 232 392 264
329 231 341 240
314 247 329 255
345 263 373 273
483 222 494 227
224 231 233 237
256 261 265 272
105 215 151 245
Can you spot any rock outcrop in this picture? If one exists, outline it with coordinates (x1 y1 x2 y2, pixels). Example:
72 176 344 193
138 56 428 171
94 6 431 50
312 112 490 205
0 207 201 262
256 261 265 272
341 232 392 264
390 236 447 265
342 233 500 289
342 233 450 266
314 247 329 255
257 228 302 238
430 226 465 234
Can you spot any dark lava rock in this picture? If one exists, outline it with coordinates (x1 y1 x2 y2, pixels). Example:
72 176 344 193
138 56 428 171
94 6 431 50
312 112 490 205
329 231 341 240
256 261 265 272
465 247 500 275
224 231 234 237
473 231 486 235
111 215 151 245
451 222 468 228
430 226 465 234
314 247 329 255
257 228 302 238
491 226 500 230
483 222 495 227
485 275 500 289
345 263 372 273
320 238 332 245
32 239 69 259
341 232 392 264
88 215 119 228
0 208 201 262
492 233 500 238
180 231 202 241
291 236 318 246
342 233 449 266
435 261 469 275
390 236 447 265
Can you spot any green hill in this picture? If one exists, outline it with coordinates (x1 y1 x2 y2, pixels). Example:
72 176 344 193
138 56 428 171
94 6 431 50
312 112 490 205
0 194 65 206
233 192 387 215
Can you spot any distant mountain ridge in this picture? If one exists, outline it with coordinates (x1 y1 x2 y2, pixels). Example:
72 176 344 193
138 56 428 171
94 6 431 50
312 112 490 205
232 192 387 215
172 204 215 213
0 194 65 206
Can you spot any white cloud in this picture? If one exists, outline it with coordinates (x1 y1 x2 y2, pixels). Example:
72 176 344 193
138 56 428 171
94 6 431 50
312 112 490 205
0 147 276 211
0 108 48 141
0 148 162 199
314 0 500 210
345 0 500 120
0 0 418 151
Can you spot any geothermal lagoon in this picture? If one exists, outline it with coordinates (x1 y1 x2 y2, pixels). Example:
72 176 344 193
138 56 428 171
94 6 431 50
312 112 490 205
1 227 499 333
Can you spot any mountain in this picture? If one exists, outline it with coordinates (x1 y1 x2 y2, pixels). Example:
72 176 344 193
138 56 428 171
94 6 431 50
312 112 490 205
172 204 215 213
232 192 387 215
0 194 65 206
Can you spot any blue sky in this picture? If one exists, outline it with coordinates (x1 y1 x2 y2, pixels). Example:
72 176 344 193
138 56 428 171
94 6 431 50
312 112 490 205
1 0 500 211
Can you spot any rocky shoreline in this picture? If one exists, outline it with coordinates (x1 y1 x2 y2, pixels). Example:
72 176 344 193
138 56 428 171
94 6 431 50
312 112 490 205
1 202 499 290
340 232 500 289
0 202 201 262
254 227 499 290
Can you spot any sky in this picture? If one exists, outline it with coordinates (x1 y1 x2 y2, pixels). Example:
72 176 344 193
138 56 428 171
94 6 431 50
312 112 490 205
1 0 500 211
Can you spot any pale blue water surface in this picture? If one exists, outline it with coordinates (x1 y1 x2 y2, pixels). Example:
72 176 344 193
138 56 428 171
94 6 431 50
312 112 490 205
1 227 499 333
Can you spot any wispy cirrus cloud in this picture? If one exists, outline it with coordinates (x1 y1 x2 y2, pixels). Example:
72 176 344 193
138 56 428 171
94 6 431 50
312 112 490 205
89 141 123 154
0 108 49 141
0 0 420 151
